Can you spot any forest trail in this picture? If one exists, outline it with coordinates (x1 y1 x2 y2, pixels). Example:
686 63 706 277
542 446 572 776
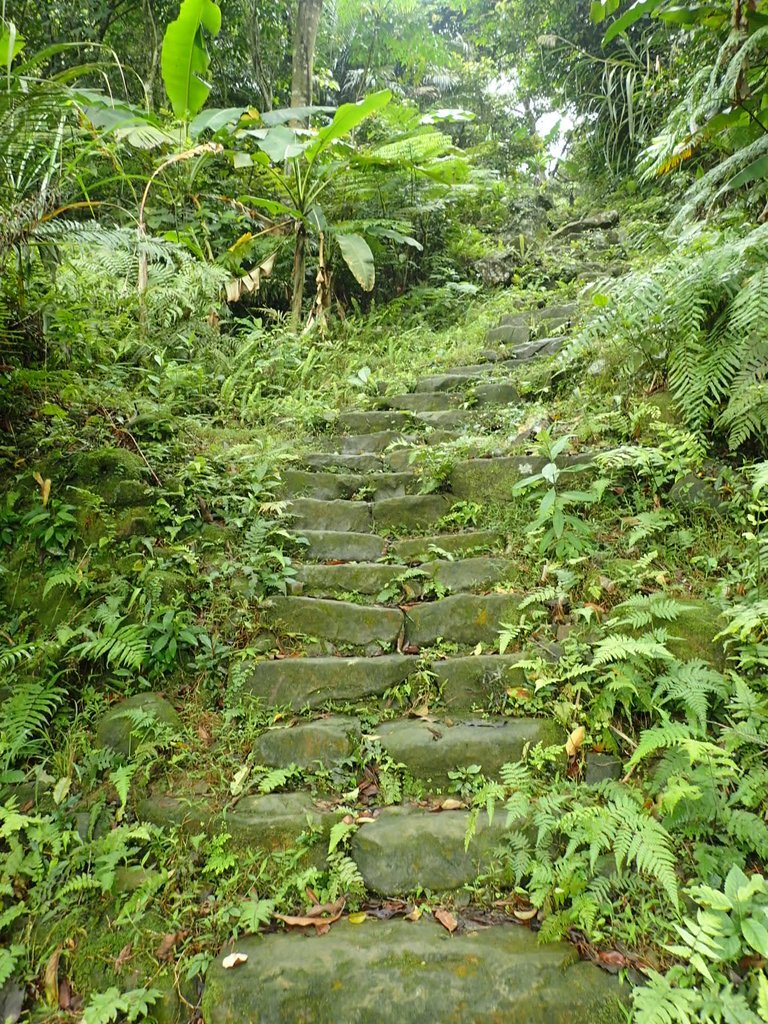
181 298 629 1019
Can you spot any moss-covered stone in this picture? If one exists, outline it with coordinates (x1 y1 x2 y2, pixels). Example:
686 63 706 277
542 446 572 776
473 382 519 406
391 530 504 561
668 600 727 667
431 654 529 710
290 563 408 598
336 430 413 455
404 593 521 648
337 410 415 434
301 452 383 473
372 494 452 532
239 654 415 709
450 456 546 501
223 792 341 849
201 918 627 1024
288 497 372 533
376 717 560 787
414 410 473 430
252 716 361 767
95 693 182 757
377 392 463 413
114 506 157 539
263 596 403 652
282 469 363 500
293 530 386 562
350 806 524 893
67 447 153 507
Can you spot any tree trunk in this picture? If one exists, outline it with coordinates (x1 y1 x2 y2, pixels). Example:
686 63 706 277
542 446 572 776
291 222 307 328
291 0 324 108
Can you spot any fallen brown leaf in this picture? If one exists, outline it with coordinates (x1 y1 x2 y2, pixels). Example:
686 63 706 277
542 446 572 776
434 909 458 933
114 942 133 974
43 948 61 1007
404 906 422 922
155 932 183 961
58 978 71 1010
222 952 248 969
566 725 586 758
437 798 465 811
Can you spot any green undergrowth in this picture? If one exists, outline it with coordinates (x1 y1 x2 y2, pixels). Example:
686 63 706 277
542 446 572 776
3 231 768 1023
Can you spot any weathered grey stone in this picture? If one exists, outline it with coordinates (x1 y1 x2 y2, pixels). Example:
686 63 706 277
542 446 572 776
486 323 530 346
239 655 416 708
391 530 504 561
383 448 418 472
373 494 452 532
669 472 722 509
584 752 623 785
293 530 386 562
282 470 362 500
202 918 627 1024
377 392 463 412
337 410 415 434
450 456 548 501
291 563 408 598
414 373 479 393
288 497 372 532
336 431 413 454
431 654 529 710
473 382 519 406
427 556 516 594
668 600 727 667
137 793 213 833
366 472 421 499
351 806 522 893
224 792 340 848
302 452 383 473
95 693 182 757
405 594 521 647
376 717 560 787
414 410 472 430
513 337 566 361
263 597 402 651
252 715 361 767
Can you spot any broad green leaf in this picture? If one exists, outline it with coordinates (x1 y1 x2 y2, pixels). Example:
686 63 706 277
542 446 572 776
305 90 392 162
161 0 222 121
255 124 308 162
336 233 375 290
725 154 768 191
190 106 245 137
261 105 335 126
757 971 768 1022
742 917 768 957
603 0 664 44
239 194 302 219
1 21 24 73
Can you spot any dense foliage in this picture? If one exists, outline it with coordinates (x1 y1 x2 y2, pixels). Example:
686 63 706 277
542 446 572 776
3 0 768 1020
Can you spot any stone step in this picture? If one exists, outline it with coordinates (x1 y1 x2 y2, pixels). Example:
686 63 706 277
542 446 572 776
414 409 473 430
288 497 372 533
391 530 504 561
291 530 386 562
375 716 560 787
404 593 520 648
350 805 522 893
301 452 383 473
290 556 516 601
282 469 420 501
372 494 452 532
513 336 566 360
450 453 592 502
337 410 415 434
252 714 361 767
240 654 415 708
333 430 414 454
139 791 340 850
263 597 402 653
414 372 483 393
473 382 519 406
376 392 464 412
290 562 409 598
202 917 625 1024
485 322 530 346
432 654 530 710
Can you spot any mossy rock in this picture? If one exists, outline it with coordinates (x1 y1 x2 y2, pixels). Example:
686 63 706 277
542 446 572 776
668 600 727 667
67 447 153 507
95 693 183 757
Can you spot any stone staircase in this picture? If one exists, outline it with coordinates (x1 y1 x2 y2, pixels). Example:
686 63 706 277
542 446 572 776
145 302 627 1021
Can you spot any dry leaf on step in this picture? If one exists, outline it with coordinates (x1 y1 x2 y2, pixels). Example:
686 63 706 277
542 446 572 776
222 952 248 969
434 909 458 933
566 725 586 758
438 798 465 811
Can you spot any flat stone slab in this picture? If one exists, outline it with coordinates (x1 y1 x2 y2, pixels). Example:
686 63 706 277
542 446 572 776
263 597 403 651
426 556 516 594
373 494 452 532
302 452 382 473
431 654 529 710
366 472 421 499
377 392 463 412
513 337 565 360
96 693 181 758
391 530 504 561
252 716 361 767
486 323 530 345
473 382 519 406
240 655 416 708
351 806 520 892
414 372 480 393
335 430 413 454
282 470 363 501
450 456 547 501
337 410 415 434
288 497 372 532
405 593 521 648
376 717 560 787
291 563 409 598
414 410 473 430
292 530 386 562
202 918 626 1024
